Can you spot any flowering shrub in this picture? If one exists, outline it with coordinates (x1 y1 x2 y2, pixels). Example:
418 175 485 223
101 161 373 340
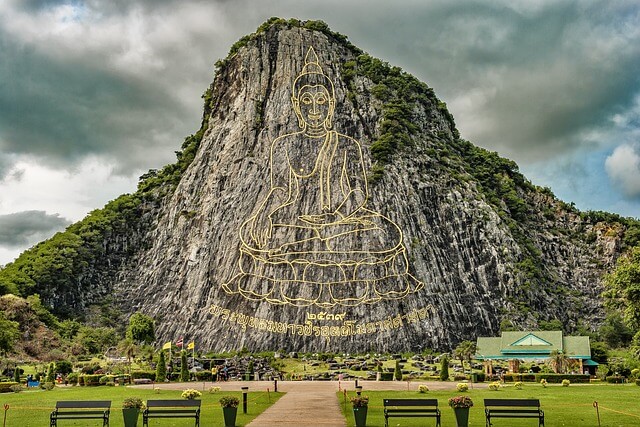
418 385 429 393
219 396 239 408
488 381 501 391
514 381 524 390
122 398 145 409
181 389 202 399
456 383 469 392
540 379 547 388
562 379 570 387
209 386 221 393
448 395 473 408
350 396 369 408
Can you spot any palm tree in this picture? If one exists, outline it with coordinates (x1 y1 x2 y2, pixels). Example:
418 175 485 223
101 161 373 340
547 350 576 374
117 338 138 373
454 340 477 372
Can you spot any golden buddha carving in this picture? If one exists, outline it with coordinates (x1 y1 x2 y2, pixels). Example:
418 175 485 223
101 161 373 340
222 47 423 307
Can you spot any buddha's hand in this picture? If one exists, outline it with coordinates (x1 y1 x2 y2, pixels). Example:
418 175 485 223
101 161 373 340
299 212 343 226
250 213 273 248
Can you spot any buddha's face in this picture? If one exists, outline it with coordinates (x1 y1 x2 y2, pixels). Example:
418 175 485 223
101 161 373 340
293 85 334 130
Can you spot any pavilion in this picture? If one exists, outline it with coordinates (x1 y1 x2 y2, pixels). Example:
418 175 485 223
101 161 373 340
475 330 598 375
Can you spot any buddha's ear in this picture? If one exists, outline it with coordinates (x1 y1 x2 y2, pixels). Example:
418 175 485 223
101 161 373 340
291 96 305 128
324 99 335 130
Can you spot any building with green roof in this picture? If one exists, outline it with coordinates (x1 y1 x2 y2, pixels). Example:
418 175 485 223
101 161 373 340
475 331 598 375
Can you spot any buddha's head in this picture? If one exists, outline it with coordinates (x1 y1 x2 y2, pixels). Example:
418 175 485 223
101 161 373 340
292 47 335 134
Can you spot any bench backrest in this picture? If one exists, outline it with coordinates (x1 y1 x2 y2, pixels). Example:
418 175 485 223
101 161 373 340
56 401 111 409
146 400 202 408
484 399 540 408
384 398 439 407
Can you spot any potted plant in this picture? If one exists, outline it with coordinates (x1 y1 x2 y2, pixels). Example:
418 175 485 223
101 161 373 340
448 395 473 427
219 396 240 427
350 395 369 427
122 397 145 427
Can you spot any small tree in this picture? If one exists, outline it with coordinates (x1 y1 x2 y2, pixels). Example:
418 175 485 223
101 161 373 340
46 362 56 383
454 340 477 373
14 365 21 383
439 356 449 381
180 351 190 382
394 360 402 381
156 350 167 383
248 360 255 379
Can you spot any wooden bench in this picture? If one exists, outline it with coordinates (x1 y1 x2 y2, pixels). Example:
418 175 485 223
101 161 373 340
50 401 111 427
383 398 441 427
143 400 201 427
484 398 544 427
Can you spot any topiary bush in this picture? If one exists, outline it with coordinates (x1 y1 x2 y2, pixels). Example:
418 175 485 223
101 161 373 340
488 381 501 391
562 379 570 387
66 373 79 386
605 376 625 384
456 383 469 392
418 385 429 393
514 381 524 390
0 382 19 393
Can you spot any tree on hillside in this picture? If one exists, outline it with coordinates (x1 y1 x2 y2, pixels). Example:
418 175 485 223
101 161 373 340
126 313 155 344
603 246 640 353
598 312 633 348
454 340 477 372
0 312 19 355
156 350 167 382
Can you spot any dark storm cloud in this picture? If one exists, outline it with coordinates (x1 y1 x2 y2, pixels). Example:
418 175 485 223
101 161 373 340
0 28 197 173
0 210 71 248
1 0 639 177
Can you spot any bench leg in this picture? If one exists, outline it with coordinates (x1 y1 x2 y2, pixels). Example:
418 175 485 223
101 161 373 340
436 413 441 427
50 415 56 427
384 415 388 427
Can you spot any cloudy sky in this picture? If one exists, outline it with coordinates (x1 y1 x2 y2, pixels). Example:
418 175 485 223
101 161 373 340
1 0 639 266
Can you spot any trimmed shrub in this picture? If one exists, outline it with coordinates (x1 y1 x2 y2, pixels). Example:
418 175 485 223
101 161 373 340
514 381 524 390
503 373 536 382
635 379 640 386
10 384 22 393
453 374 467 381
80 374 103 386
488 381 501 391
473 372 486 382
606 376 625 384
456 383 469 392
535 374 590 384
66 373 79 385
0 382 19 393
418 385 429 393
562 379 570 387
181 389 202 399
195 371 213 381
131 371 156 381
43 382 55 391
379 372 394 381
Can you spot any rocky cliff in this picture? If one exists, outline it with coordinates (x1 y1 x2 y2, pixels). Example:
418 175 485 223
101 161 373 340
1 19 635 352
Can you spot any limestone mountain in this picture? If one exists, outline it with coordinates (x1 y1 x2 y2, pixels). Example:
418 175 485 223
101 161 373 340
1 19 638 352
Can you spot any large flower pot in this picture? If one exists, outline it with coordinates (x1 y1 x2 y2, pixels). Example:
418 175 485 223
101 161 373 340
353 406 368 427
122 408 140 427
222 406 238 427
453 407 470 427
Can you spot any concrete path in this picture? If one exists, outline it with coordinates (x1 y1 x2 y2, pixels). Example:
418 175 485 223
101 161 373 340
246 381 345 426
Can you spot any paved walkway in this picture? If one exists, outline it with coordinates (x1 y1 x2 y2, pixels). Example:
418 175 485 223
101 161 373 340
136 380 487 426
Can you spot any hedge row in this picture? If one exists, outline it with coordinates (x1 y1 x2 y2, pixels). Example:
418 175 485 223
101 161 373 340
504 373 590 383
0 382 19 393
131 371 156 381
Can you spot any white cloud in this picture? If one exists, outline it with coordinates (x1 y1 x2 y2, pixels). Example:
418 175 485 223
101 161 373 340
605 144 640 199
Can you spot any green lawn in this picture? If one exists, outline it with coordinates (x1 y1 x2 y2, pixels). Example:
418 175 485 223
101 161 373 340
338 384 640 426
0 385 282 426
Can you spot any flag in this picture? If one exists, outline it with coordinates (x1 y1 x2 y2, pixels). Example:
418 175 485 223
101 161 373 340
176 337 184 348
187 341 195 350
162 341 171 350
